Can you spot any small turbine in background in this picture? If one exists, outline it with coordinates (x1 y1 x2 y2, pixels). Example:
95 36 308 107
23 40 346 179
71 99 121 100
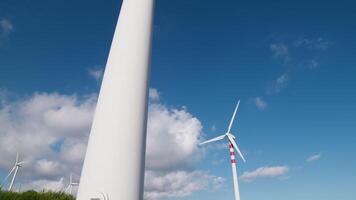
0 153 25 191
65 173 78 195
200 100 246 200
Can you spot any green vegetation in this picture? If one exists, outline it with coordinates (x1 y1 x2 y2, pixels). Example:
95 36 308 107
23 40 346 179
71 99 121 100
0 190 74 200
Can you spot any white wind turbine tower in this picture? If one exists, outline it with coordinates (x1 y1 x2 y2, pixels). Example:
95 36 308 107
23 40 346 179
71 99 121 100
0 153 25 191
65 173 78 195
200 100 246 200
76 0 154 199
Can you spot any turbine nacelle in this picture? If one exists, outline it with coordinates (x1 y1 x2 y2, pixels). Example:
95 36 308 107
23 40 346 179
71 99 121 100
14 153 25 167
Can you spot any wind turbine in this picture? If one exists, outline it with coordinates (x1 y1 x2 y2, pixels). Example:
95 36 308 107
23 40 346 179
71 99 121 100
0 153 25 191
200 100 246 200
65 173 78 195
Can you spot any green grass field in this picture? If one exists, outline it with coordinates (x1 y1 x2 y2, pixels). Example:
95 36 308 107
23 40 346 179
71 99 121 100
0 190 74 200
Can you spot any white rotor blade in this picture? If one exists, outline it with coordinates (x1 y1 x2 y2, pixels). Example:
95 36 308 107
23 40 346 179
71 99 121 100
65 185 70 193
55 178 64 192
227 100 240 133
70 174 73 184
1 166 16 187
200 134 226 145
227 135 246 163
15 153 19 164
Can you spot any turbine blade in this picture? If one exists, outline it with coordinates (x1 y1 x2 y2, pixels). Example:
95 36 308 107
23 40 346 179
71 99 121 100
227 135 246 163
227 100 240 133
55 178 64 192
199 134 226 145
16 153 19 164
65 185 70 193
0 167 16 187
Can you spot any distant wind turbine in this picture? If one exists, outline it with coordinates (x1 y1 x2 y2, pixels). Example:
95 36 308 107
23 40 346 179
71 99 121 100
65 173 78 195
0 153 25 191
55 177 64 192
200 100 246 200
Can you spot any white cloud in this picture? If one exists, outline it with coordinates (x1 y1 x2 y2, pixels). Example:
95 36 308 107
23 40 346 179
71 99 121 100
240 166 289 182
0 92 96 183
33 159 65 177
294 37 333 51
252 97 267 110
267 37 333 95
268 43 292 94
306 153 321 162
276 73 288 85
0 89 221 199
23 178 65 192
267 73 289 94
149 88 160 102
274 73 289 92
88 68 103 81
270 43 290 63
144 170 223 200
0 19 14 36
146 102 203 170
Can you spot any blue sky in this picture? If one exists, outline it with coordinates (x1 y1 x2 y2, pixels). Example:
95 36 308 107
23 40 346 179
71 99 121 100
0 0 356 200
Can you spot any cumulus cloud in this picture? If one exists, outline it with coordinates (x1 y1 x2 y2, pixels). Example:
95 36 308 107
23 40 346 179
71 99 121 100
0 89 221 199
240 166 289 182
0 19 14 37
33 159 65 177
252 97 267 110
144 171 223 200
0 92 96 183
306 153 321 162
88 68 103 81
146 103 202 170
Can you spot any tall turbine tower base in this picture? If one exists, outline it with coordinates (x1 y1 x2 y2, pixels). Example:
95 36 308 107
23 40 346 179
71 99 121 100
76 0 155 199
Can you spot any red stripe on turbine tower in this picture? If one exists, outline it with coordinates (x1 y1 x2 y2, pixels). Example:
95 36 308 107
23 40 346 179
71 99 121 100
230 143 236 163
